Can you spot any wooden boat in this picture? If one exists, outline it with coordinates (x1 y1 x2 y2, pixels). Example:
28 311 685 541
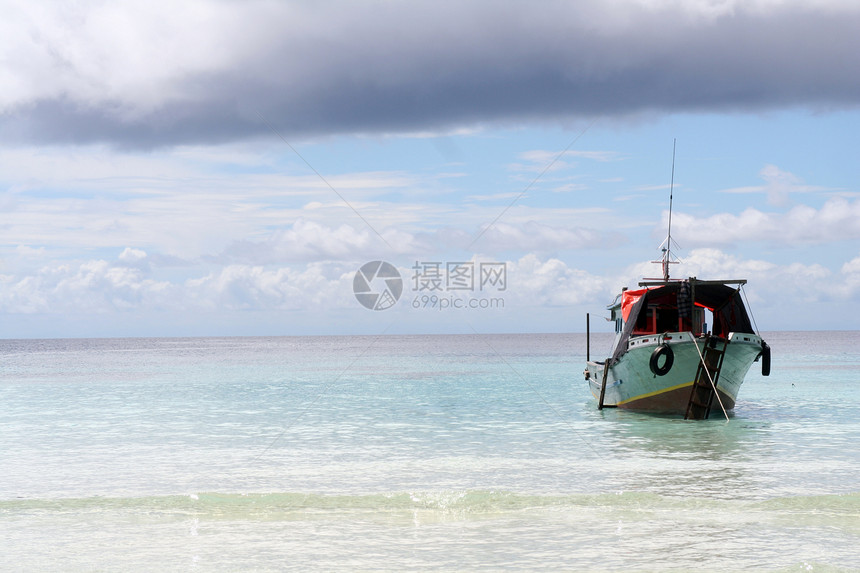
584 142 770 419
584 276 770 418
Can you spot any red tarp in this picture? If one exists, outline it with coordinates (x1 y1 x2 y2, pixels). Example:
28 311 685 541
621 288 649 322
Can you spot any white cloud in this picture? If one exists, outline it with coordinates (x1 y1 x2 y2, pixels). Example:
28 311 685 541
1 139 639 264
471 220 624 253
721 164 832 206
185 262 353 312
835 254 860 299
511 149 621 174
0 0 258 113
467 192 523 202
0 251 173 314
0 249 356 315
0 249 623 318
670 197 860 247
3 246 860 336
507 254 613 306
761 164 802 206
552 183 589 193
218 219 429 264
625 246 852 307
118 247 148 267
0 144 435 258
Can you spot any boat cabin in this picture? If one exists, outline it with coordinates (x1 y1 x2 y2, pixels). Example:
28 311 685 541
608 278 755 361
630 292 708 337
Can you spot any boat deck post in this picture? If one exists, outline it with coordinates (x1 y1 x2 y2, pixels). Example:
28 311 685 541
598 359 610 410
586 313 590 362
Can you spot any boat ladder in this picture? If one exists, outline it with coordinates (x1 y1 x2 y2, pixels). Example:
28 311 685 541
684 335 728 420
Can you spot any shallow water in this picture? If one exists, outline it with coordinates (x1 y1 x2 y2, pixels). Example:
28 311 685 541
1 332 858 571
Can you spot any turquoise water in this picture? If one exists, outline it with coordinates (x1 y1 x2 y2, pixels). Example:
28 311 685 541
1 332 858 571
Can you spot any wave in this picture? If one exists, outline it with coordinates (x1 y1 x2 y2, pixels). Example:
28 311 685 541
3 490 859 521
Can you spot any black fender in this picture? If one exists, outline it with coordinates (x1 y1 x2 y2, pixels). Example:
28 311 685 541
760 341 771 376
649 343 674 376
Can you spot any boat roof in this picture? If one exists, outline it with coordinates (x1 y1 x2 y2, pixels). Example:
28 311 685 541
639 278 747 288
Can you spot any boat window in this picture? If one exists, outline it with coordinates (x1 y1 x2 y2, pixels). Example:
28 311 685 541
634 306 656 334
655 305 679 333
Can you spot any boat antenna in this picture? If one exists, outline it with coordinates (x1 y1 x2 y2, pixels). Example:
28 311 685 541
647 139 680 282
664 139 676 281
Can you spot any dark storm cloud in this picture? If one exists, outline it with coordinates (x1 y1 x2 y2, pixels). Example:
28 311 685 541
2 1 859 148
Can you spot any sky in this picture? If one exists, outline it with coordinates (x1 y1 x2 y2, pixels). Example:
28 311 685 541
1 0 859 338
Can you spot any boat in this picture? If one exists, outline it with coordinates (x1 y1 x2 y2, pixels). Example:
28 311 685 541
584 144 770 419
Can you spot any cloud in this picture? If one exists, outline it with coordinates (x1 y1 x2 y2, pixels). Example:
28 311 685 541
624 247 780 287
185 262 353 312
0 139 639 262
0 248 356 315
670 197 860 247
216 219 431 264
472 221 625 253
507 254 614 306
673 248 848 308
4 246 860 337
0 251 174 314
213 215 626 264
622 246 860 324
117 247 149 268
0 251 617 317
0 144 440 258
721 164 832 206
510 149 621 174
2 1 859 147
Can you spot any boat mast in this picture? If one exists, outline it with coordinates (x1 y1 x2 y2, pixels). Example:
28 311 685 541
662 139 676 281
646 139 680 282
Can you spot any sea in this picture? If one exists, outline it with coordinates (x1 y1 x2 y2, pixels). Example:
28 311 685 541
1 331 858 572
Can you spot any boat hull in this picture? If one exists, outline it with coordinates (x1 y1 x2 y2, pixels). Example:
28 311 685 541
586 332 763 415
